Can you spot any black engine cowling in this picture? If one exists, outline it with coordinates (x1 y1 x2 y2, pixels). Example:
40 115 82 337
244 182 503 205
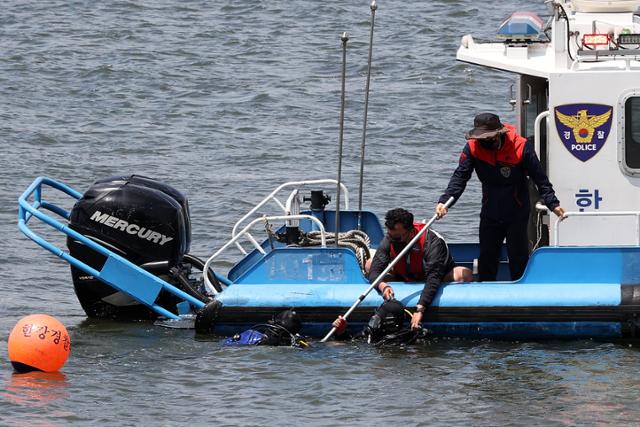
67 175 204 319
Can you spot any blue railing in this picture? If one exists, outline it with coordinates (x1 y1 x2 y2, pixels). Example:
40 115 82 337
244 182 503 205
18 177 206 319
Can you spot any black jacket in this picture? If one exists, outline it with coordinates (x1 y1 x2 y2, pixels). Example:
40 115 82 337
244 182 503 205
369 230 455 307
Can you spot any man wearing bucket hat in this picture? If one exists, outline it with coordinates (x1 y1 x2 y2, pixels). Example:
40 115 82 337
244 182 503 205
435 113 565 282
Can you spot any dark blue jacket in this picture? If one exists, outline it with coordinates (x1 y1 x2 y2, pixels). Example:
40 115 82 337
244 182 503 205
438 124 560 223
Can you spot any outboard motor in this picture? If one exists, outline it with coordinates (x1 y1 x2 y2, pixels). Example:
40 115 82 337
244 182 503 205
67 175 211 319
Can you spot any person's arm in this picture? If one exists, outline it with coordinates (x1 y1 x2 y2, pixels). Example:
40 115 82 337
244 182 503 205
412 233 449 329
368 238 394 300
437 143 475 217
368 237 390 283
523 141 560 211
418 233 449 307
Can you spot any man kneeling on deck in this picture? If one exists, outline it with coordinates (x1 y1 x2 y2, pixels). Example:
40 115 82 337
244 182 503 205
334 208 472 331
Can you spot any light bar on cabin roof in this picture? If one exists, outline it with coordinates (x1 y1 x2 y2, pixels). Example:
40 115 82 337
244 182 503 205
497 11 544 41
582 33 610 47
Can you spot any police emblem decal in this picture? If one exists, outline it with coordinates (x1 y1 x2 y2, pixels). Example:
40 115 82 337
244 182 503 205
500 166 511 177
554 103 613 162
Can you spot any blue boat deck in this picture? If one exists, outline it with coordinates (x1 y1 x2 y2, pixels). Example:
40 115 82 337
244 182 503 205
219 209 640 319
228 209 512 284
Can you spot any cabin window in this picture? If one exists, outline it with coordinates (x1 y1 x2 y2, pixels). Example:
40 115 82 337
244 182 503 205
625 97 640 170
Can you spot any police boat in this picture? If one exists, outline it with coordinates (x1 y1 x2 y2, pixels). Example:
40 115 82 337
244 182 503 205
17 0 640 340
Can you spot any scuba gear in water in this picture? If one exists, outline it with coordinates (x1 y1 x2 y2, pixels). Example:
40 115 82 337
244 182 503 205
223 308 309 348
364 299 425 345
372 328 427 346
273 307 302 335
364 299 405 342
332 299 427 345
224 329 267 346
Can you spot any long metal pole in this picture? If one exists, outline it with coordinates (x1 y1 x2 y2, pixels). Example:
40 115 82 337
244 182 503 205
335 32 349 246
357 0 377 230
321 197 455 342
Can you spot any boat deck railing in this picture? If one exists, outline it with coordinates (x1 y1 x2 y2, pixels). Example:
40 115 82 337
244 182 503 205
203 179 353 294
202 214 329 293
230 179 349 255
572 49 640 71
553 210 640 246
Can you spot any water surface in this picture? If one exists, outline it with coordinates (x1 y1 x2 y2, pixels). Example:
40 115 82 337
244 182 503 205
1 1 638 425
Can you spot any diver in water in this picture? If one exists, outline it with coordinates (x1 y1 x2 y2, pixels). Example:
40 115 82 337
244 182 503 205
333 299 428 346
223 303 422 348
223 308 309 348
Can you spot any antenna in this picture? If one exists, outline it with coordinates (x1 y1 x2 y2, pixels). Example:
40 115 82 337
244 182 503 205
357 0 378 230
335 32 349 246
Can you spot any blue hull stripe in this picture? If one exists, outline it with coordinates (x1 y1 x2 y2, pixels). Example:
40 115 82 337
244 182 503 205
217 282 622 308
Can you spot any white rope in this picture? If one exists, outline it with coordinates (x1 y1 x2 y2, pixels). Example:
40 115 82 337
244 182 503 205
300 229 371 270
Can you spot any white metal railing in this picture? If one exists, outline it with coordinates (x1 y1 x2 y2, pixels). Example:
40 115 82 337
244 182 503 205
534 110 549 160
203 214 328 294
544 207 640 246
230 179 349 254
570 54 640 72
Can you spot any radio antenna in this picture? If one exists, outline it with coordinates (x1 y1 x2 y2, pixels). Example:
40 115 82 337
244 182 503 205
335 32 349 246
357 1 377 229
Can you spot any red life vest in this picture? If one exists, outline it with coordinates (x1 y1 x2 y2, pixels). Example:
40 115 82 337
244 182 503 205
468 123 527 167
389 223 427 281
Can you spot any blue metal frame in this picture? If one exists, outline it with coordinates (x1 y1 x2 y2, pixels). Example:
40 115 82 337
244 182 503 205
18 176 206 319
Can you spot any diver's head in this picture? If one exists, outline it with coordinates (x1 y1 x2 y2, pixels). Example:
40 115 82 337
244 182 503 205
271 308 302 335
364 299 406 343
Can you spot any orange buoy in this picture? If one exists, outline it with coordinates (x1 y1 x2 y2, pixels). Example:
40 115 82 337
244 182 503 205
7 314 71 373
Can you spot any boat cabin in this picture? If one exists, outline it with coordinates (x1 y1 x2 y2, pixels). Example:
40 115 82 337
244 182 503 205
457 0 640 247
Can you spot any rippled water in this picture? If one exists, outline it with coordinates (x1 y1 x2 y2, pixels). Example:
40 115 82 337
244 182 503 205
2 1 639 425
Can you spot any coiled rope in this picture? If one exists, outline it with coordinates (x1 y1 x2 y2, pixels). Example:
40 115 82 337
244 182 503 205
299 229 371 270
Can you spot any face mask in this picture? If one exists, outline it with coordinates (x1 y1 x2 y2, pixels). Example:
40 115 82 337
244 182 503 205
479 134 502 150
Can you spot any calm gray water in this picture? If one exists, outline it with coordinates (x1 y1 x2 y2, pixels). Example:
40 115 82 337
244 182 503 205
1 1 639 425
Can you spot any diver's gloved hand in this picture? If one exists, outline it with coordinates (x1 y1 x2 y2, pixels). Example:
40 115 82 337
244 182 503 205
332 316 347 335
378 282 395 301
